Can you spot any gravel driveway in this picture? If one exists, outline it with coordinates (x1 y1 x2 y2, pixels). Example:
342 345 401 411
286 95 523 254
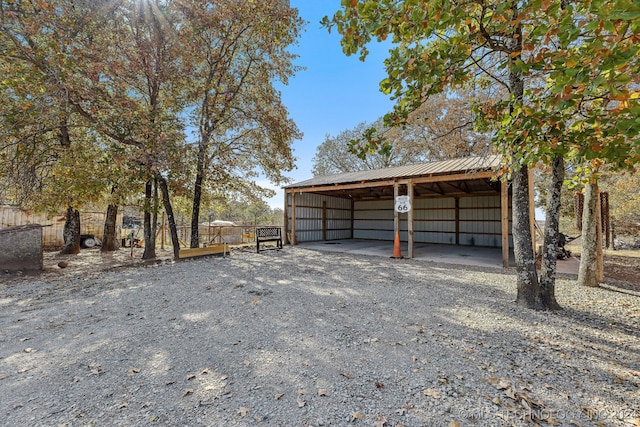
1 247 638 427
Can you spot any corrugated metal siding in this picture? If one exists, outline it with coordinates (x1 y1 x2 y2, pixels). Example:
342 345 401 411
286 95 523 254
458 195 507 247
286 193 352 243
353 199 394 240
350 195 511 248
288 191 512 248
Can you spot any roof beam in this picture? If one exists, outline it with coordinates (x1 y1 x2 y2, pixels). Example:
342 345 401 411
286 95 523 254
288 171 497 194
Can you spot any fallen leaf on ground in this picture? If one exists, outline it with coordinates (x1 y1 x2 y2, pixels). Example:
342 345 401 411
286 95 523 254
127 368 141 376
201 368 209 375
238 406 249 417
375 382 384 388
318 389 329 396
341 372 353 379
504 387 517 400
351 412 364 422
182 388 194 397
297 396 306 408
118 402 128 409
186 374 196 380
374 415 387 427
496 379 511 390
274 393 284 400
423 388 440 398
495 412 510 421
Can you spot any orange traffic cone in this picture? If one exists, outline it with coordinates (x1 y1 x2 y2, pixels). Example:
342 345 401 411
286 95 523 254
391 230 402 259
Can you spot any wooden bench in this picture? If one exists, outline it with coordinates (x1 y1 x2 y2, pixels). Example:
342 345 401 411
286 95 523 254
256 227 283 253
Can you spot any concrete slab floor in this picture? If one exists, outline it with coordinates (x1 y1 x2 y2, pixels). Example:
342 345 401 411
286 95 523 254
296 239 579 276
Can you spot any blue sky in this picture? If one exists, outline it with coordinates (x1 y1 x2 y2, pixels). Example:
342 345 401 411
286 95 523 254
263 1 395 208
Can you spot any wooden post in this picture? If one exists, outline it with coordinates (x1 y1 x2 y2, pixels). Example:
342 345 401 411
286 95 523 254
393 182 399 240
291 191 297 246
501 180 510 268
407 180 414 259
283 190 289 245
322 200 327 241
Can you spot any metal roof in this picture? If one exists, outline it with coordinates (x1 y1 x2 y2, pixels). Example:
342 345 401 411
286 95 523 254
285 155 503 189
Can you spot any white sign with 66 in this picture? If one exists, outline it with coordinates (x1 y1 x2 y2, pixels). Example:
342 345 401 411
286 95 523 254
394 195 411 213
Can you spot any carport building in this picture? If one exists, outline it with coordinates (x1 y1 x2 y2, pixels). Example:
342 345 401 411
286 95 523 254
283 155 535 268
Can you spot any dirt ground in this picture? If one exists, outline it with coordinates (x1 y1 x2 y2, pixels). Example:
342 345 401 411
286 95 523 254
600 252 640 291
3 246 639 290
1 245 638 426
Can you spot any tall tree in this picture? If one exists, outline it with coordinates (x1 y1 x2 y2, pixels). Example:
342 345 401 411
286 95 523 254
325 0 640 309
2 0 305 259
389 91 495 161
1 0 190 259
313 90 495 176
312 119 425 176
180 0 303 248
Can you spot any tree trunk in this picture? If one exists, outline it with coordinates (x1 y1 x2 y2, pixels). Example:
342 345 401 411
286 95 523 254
59 206 81 255
539 156 563 310
142 180 156 259
149 177 158 252
190 143 206 248
101 204 119 252
512 166 542 309
156 172 181 259
578 182 600 287
507 22 542 309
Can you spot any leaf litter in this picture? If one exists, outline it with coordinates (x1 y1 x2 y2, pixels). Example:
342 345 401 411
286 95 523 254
0 247 637 426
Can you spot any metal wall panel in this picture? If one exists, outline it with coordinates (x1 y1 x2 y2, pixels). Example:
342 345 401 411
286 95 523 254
290 192 512 249
413 197 455 209
414 231 455 244
286 193 352 242
354 209 394 220
355 200 393 210
413 220 456 233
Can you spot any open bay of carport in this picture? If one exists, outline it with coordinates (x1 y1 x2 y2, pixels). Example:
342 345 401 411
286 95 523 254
297 238 580 275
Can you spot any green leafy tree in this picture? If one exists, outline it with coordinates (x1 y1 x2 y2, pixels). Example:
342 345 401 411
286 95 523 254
182 0 303 248
1 0 190 259
325 0 640 308
313 90 493 176
312 119 425 176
